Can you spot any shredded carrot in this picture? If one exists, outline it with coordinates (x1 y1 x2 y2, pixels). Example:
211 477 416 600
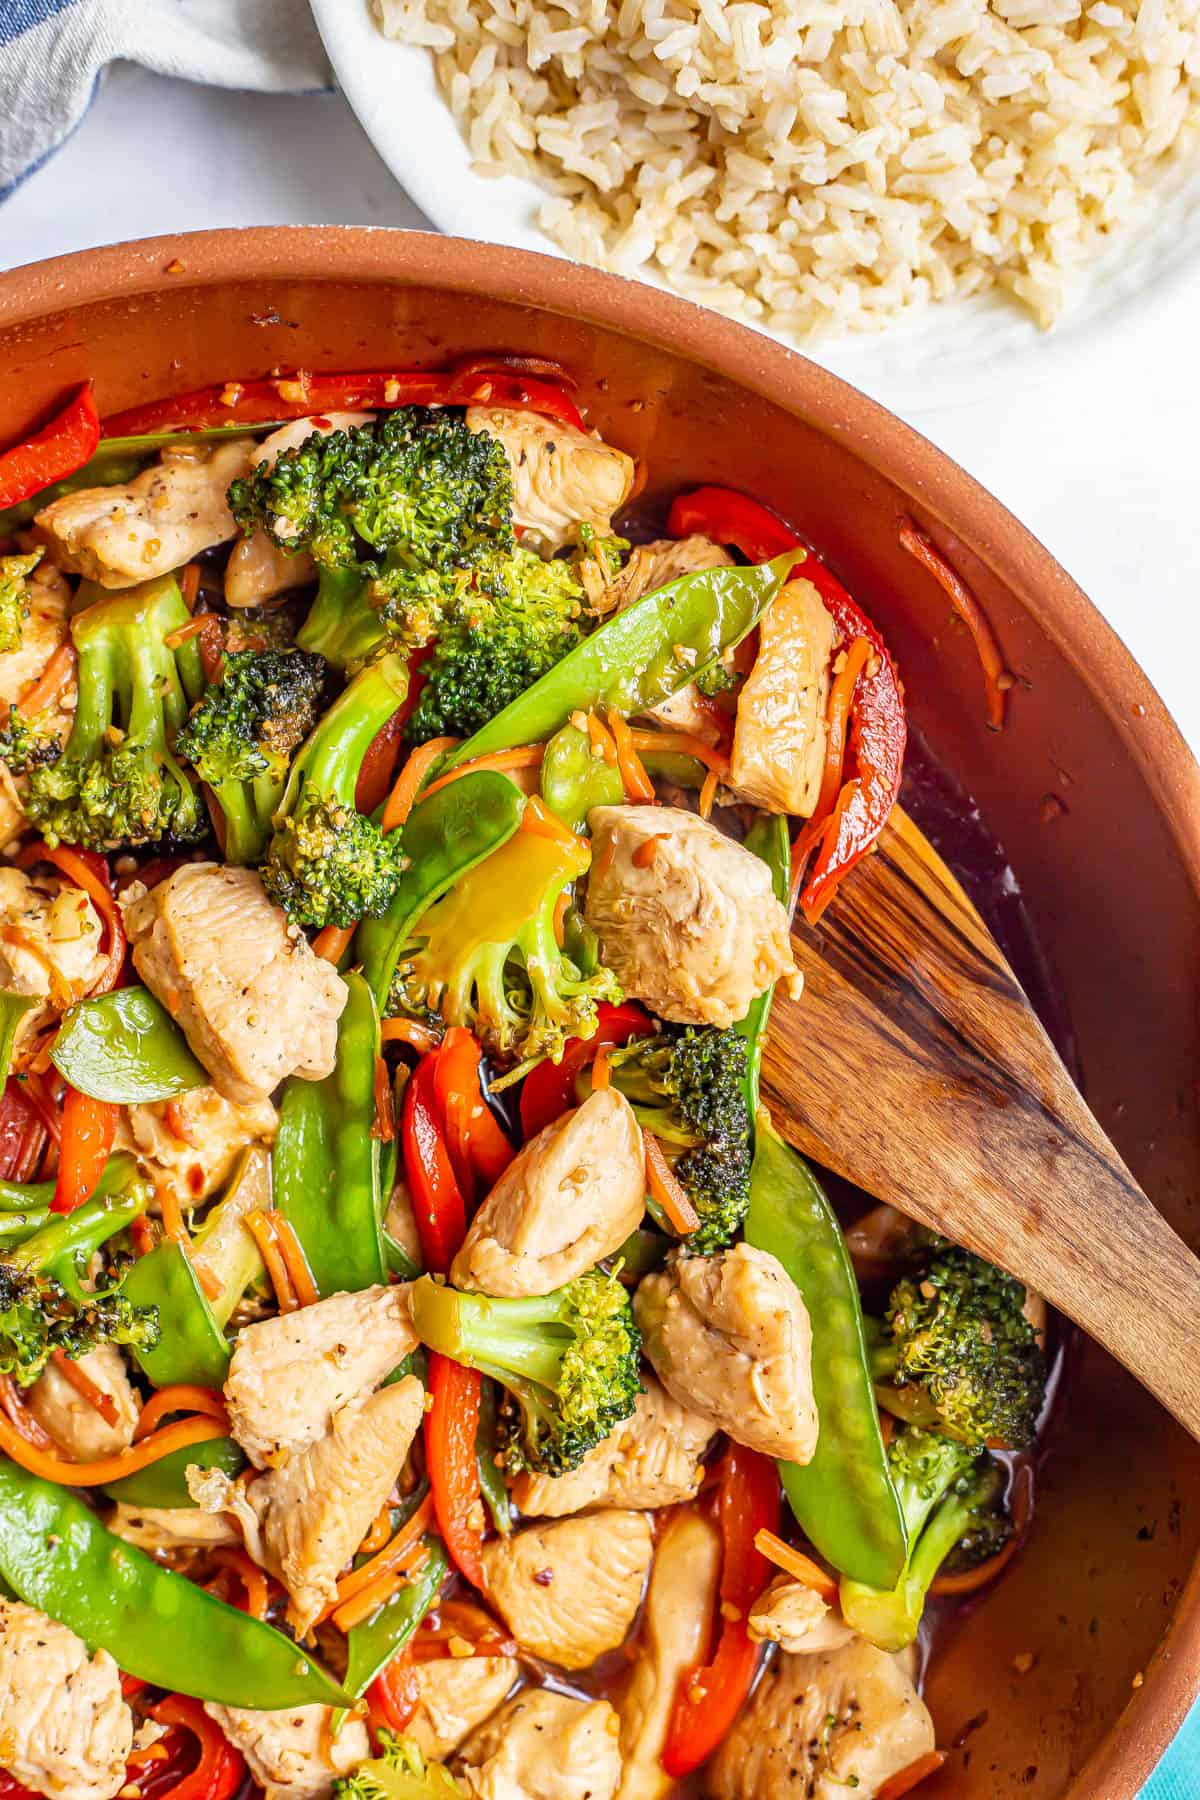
180 564 201 611
270 1212 320 1309
0 1377 54 1449
420 744 545 804
210 1547 270 1621
628 727 730 779
552 891 568 948
380 1017 441 1054
877 1750 948 1800
813 636 873 824
631 834 668 870
312 924 356 964
0 1388 225 1485
164 612 224 683
698 767 719 821
900 518 1012 731
382 736 461 832
585 712 619 766
16 643 76 721
642 1130 701 1236
50 1349 120 1428
135 1385 228 1440
788 813 833 917
194 1262 223 1303
593 834 618 885
131 1215 156 1258
328 1493 436 1620
607 709 656 802
520 795 586 851
332 1547 431 1632
754 1528 839 1602
361 1505 395 1557
155 1182 190 1247
373 1055 396 1146
164 613 221 650
244 1210 299 1314
0 926 74 1010
591 1045 611 1091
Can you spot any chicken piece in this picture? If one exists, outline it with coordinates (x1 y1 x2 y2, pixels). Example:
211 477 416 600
450 1090 645 1298
456 1690 622 1800
204 1705 368 1800
406 1659 517 1761
35 439 255 589
222 414 371 606
0 866 106 1055
117 1086 278 1210
27 1345 139 1461
748 1575 855 1655
122 864 347 1104
609 536 736 740
0 1599 132 1800
245 1377 425 1634
634 1244 818 1464
615 1509 721 1800
705 1637 936 1800
729 577 837 818
106 1502 241 1553
512 1375 713 1518
480 1511 652 1671
0 550 76 726
466 407 634 554
224 1283 417 1467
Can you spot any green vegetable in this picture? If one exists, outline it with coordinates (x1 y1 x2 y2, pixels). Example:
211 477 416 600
176 648 326 864
0 1457 350 1707
122 1239 230 1389
51 986 206 1104
26 575 207 850
444 551 797 768
101 1436 247 1509
332 1730 463 1800
189 1147 269 1329
0 993 35 1092
540 722 623 834
839 1428 1008 1650
0 552 39 654
358 771 524 1014
738 812 792 1114
744 1118 906 1589
476 1380 513 1536
409 1268 641 1477
263 655 410 928
275 972 386 1297
343 1536 448 1700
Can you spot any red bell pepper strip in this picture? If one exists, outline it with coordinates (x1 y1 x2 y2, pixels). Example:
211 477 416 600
401 1052 467 1275
102 364 584 439
425 1349 486 1590
52 1086 119 1215
368 1646 422 1734
0 384 101 513
518 1000 654 1140
147 1695 246 1800
667 485 906 922
0 1775 38 1799
661 1444 781 1778
0 1082 48 1183
434 1026 514 1194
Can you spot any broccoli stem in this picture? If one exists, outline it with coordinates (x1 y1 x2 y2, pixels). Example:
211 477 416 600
296 568 387 670
283 654 409 810
7 1173 149 1296
410 1282 568 1391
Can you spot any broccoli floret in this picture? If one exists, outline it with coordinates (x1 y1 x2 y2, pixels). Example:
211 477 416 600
176 648 326 863
26 575 206 850
0 1154 159 1386
608 1027 752 1253
869 1244 1047 1450
228 409 514 668
0 709 62 773
0 552 40 655
333 1734 463 1800
389 822 621 1065
262 653 410 928
406 549 585 743
410 1268 641 1476
840 1425 1009 1650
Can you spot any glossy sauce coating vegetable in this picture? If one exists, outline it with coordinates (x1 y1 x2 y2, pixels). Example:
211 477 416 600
122 1241 231 1389
0 384 101 512
51 987 207 1105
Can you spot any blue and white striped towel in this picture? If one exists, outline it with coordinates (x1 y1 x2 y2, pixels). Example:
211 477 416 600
0 0 331 201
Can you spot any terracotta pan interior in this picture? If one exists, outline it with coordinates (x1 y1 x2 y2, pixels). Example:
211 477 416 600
0 229 1196 1797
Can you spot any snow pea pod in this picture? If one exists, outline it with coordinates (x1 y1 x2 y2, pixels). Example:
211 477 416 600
123 1239 231 1388
274 971 386 1297
540 723 623 833
358 771 525 1013
0 1456 351 1706
744 1117 906 1590
52 987 207 1104
101 1436 246 1509
344 1535 448 1699
0 1208 51 1246
0 994 34 1092
446 552 797 767
738 813 792 1115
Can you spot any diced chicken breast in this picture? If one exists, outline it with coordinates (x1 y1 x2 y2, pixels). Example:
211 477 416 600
222 414 372 606
456 1690 622 1800
224 1283 417 1468
106 1503 241 1553
123 864 347 1104
117 1086 278 1209
705 1638 935 1800
0 1599 132 1800
729 577 837 818
584 807 796 1029
27 1345 139 1461
406 1659 517 1761
250 1376 426 1634
0 551 75 721
480 1512 653 1671
512 1376 713 1518
35 440 255 589
0 867 106 1054
608 537 736 740
748 1575 855 1655
450 1090 645 1298
634 1244 819 1464
204 1705 368 1800
615 1509 721 1800
466 408 634 554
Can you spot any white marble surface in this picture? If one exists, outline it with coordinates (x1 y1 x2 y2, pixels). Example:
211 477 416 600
3 61 1198 753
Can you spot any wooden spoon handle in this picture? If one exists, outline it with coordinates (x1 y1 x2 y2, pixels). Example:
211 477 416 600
762 808 1200 1442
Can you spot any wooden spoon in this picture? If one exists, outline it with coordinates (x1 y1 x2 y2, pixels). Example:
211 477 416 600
761 803 1200 1442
